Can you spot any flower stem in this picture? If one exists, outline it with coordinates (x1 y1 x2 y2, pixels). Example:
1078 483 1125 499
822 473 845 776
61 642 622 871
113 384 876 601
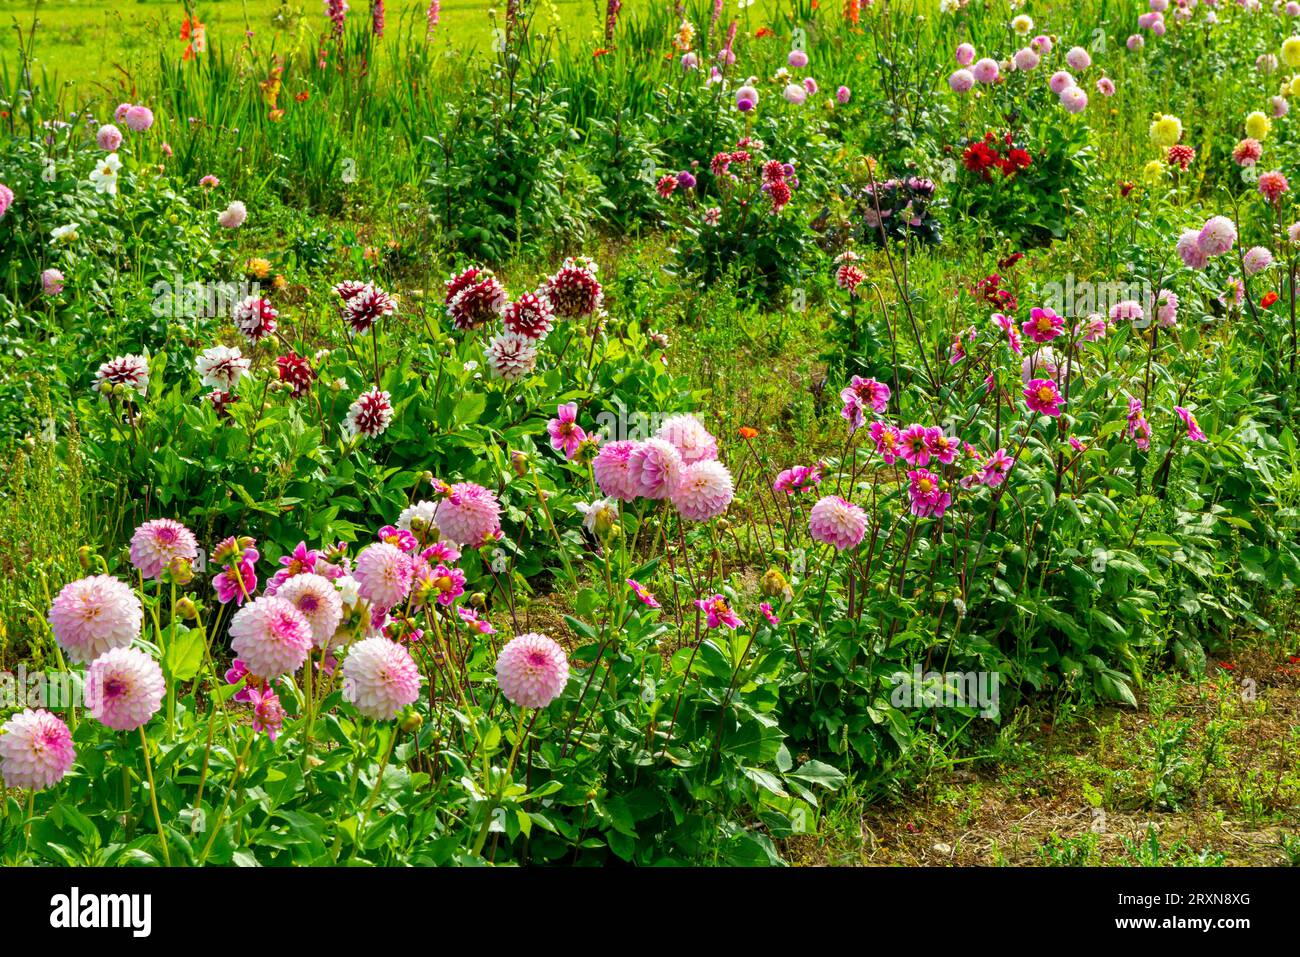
138 727 171 866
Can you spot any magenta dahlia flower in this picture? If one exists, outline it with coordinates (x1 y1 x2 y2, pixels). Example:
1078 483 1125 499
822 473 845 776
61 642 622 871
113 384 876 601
655 413 718 465
627 578 660 608
0 709 75 790
808 495 867 550
870 422 902 464
907 469 952 518
773 462 823 494
671 459 734 521
229 596 313 680
129 518 198 580
434 482 502 546
980 448 1015 487
694 594 744 630
342 636 421 720
85 647 166 731
899 424 933 466
495 633 570 708
48 574 142 665
1022 306 1064 344
1024 378 1064 417
548 402 587 460
1174 406 1207 442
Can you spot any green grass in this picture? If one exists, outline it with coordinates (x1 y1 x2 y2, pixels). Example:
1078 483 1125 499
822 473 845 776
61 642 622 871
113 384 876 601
0 0 780 87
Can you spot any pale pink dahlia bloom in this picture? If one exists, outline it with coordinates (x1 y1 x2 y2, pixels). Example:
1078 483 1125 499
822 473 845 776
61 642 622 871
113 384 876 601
809 495 867 550
0 709 75 790
85 647 166 731
592 440 641 500
354 542 415 609
1243 246 1274 275
48 574 142 665
655 413 718 465
342 636 421 720
671 460 734 521
627 438 684 499
495 633 569 708
1176 229 1209 269
124 105 154 132
218 201 248 229
229 596 313 680
274 572 344 649
434 482 502 546
1196 216 1237 257
129 518 198 580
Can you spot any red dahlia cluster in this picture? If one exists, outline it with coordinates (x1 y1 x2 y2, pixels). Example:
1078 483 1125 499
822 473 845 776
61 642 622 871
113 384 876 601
961 132 1032 181
973 273 1017 312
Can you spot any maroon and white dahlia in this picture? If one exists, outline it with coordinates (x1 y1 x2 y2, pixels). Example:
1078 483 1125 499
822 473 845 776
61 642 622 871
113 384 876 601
233 296 278 343
94 354 150 396
485 331 537 381
502 291 556 340
345 283 397 334
544 263 603 318
343 388 394 439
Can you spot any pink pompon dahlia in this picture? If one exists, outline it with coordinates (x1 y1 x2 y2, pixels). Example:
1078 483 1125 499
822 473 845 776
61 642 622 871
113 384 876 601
0 709 75 790
694 594 744 630
1176 229 1209 269
48 574 143 665
228 595 313 680
627 438 685 500
671 459 734 521
592 440 641 500
548 402 587 459
809 495 867 550
274 572 344 649
434 482 503 546
1258 170 1290 205
354 542 415 610
655 413 719 465
495 632 570 708
129 518 198 580
85 647 166 731
342 636 422 720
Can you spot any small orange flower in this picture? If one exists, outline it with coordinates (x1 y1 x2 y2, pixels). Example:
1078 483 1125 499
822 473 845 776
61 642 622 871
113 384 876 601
593 47 609 58
738 427 759 439
295 91 310 102
1261 291 1279 308
755 26 775 38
